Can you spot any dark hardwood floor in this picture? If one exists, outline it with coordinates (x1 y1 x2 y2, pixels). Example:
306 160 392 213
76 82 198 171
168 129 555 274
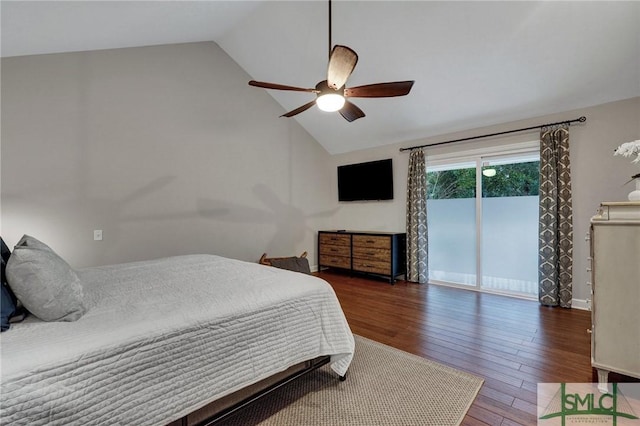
317 270 637 426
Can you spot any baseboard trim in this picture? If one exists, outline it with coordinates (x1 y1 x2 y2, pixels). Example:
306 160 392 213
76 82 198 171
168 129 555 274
571 299 590 310
313 269 591 311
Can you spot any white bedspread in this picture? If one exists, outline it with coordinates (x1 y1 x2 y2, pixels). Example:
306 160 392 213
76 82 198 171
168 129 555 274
0 255 354 425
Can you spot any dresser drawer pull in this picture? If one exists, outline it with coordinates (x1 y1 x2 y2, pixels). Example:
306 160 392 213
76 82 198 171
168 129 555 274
366 240 375 243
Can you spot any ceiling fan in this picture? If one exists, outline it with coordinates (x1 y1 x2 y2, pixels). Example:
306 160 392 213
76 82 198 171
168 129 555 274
248 1 415 122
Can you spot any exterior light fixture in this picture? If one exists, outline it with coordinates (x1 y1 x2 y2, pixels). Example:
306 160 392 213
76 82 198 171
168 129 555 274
482 168 497 177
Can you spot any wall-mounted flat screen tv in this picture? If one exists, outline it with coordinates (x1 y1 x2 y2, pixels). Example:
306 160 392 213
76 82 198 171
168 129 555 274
338 159 393 201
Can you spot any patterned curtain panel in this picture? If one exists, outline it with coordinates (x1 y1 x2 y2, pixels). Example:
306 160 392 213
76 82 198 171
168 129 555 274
538 124 573 307
406 150 429 283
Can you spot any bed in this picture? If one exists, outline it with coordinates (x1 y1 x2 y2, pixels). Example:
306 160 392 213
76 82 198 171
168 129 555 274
1 249 355 425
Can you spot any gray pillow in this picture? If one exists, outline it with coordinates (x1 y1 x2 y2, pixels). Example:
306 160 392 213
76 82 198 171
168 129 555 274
6 235 86 322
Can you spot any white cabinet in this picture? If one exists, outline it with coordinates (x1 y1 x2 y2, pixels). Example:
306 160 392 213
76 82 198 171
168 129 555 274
589 202 640 392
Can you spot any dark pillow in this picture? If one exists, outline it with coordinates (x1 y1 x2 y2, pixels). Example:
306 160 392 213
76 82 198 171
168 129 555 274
269 257 311 275
1 237 22 330
1 237 11 283
1 284 16 331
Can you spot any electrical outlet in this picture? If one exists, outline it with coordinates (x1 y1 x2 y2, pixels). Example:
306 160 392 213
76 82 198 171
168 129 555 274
93 230 103 241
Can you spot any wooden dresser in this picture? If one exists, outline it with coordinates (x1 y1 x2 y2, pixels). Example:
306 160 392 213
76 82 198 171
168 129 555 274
318 230 406 283
589 202 640 392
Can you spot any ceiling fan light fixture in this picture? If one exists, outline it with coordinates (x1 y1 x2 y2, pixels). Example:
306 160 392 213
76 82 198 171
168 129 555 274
247 0 413 121
316 93 345 112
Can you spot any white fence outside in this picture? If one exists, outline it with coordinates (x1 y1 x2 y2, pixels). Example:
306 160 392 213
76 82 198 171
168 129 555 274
427 196 538 296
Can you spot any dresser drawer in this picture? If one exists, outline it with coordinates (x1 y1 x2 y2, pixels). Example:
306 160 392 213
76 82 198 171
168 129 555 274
319 233 351 246
352 258 391 275
352 246 391 261
319 254 351 269
320 244 351 257
352 235 390 249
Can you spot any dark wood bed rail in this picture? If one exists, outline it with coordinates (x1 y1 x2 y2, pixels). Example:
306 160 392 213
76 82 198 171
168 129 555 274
166 355 332 426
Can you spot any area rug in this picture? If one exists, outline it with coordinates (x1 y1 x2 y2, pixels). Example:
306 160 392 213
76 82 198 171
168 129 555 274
218 335 484 426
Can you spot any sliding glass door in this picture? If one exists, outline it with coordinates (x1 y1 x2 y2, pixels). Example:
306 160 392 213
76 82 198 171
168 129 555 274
480 154 539 296
426 161 477 287
427 150 539 298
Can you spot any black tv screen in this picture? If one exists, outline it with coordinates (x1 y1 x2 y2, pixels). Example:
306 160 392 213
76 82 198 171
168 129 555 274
338 159 393 201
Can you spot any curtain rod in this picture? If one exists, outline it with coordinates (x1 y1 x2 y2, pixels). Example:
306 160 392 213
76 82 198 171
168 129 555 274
399 116 586 152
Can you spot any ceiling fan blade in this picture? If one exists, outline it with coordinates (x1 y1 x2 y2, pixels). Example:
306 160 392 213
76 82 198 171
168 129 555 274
249 80 317 93
344 81 415 98
339 100 365 122
280 100 317 118
327 45 358 90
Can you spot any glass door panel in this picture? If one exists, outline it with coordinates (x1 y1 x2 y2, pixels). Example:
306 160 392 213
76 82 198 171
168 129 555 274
480 155 539 296
427 162 477 286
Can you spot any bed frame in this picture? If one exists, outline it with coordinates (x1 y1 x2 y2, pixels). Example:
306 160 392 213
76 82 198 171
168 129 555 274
167 355 340 425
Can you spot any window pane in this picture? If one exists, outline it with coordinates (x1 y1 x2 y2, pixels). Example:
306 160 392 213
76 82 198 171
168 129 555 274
427 167 476 199
427 165 477 286
482 161 539 197
481 160 539 296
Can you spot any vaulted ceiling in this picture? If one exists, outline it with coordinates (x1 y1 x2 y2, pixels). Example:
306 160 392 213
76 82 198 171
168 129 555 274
2 1 639 154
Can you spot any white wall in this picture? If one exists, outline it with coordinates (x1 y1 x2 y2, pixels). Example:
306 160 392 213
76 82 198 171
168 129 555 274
329 97 640 305
1 42 334 268
2 40 638 306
